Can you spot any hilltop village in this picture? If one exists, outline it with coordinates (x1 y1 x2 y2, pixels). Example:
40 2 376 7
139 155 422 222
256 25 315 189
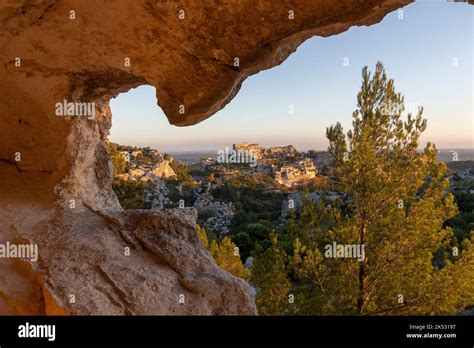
107 141 474 265
107 142 334 239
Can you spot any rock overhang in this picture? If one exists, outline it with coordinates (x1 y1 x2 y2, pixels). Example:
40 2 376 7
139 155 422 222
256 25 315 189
2 0 471 315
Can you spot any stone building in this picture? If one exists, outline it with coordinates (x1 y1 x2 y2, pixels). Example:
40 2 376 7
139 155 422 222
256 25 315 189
274 158 317 187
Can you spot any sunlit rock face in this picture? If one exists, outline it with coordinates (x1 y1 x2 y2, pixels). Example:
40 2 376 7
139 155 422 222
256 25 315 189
0 0 414 315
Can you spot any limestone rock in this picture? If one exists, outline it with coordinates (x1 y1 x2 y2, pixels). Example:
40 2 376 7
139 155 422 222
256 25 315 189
151 160 176 179
1 0 437 315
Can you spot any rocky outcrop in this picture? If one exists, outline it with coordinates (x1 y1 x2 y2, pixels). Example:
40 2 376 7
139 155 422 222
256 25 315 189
151 161 176 179
119 160 176 182
193 193 235 236
274 159 318 188
1 0 448 315
118 148 177 181
34 207 255 315
145 178 177 209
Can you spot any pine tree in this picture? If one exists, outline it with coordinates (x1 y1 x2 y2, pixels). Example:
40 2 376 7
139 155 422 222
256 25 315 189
209 237 251 281
106 141 127 176
196 225 250 281
196 224 208 247
317 62 474 315
251 234 291 315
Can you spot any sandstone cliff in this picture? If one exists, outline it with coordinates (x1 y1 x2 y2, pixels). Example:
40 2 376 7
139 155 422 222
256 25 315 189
0 0 424 315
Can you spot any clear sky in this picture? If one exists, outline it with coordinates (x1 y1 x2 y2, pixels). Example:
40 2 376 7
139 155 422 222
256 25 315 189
109 0 473 152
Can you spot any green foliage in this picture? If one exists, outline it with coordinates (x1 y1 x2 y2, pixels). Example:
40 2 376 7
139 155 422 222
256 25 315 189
254 62 474 316
196 224 209 247
451 190 474 213
221 172 278 190
163 180 182 207
212 183 285 259
112 178 149 209
251 234 291 315
169 160 196 189
232 222 273 259
209 237 251 281
106 140 127 176
445 190 474 245
134 152 154 166
197 225 250 280
321 62 473 314
285 195 345 247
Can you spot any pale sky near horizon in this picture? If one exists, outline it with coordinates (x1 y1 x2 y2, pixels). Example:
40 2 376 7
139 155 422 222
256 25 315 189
109 0 473 152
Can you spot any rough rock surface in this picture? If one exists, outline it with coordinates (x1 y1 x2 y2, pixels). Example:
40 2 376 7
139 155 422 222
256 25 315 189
119 160 176 182
0 0 432 315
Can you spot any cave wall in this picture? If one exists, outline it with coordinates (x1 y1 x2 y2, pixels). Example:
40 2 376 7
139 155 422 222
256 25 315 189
0 0 418 315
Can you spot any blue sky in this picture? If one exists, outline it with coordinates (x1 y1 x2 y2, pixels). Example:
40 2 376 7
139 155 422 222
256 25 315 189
109 0 473 152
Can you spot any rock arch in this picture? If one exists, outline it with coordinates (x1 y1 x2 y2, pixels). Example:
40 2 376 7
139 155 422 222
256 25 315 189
0 0 427 314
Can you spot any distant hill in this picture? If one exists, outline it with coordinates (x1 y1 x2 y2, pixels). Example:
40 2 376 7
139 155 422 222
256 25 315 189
447 160 474 172
437 149 474 162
